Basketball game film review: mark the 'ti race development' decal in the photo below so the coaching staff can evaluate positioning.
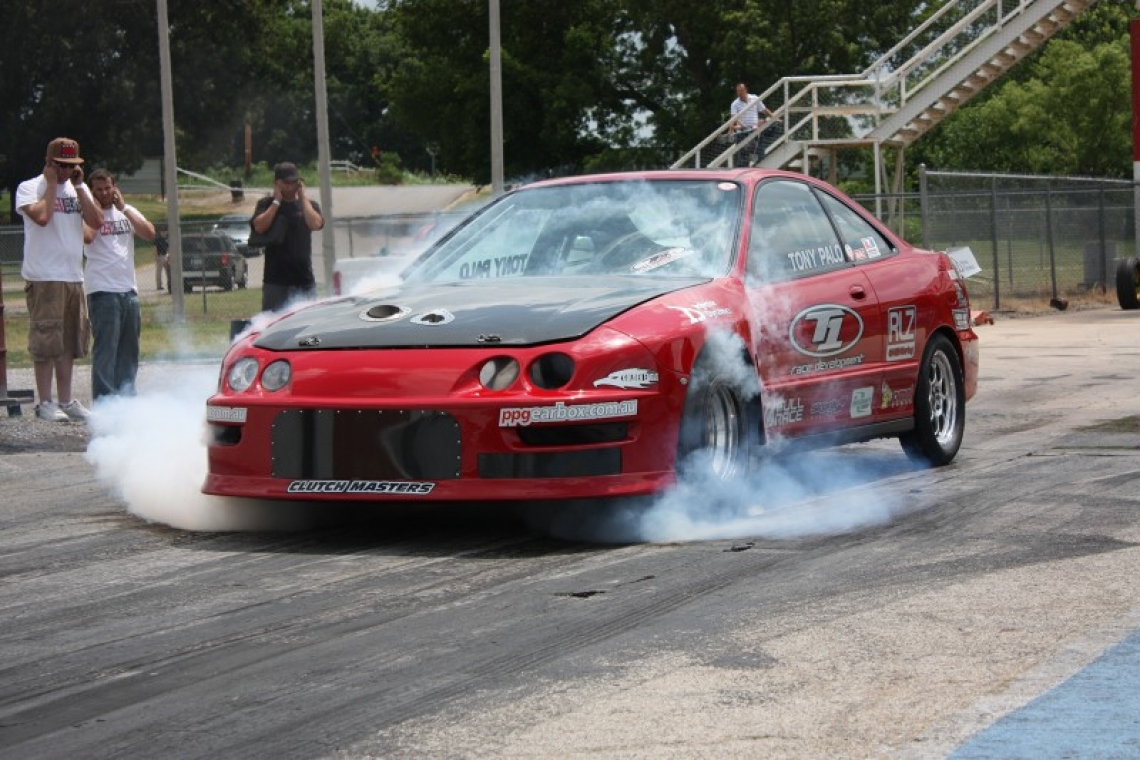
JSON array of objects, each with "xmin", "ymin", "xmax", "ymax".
[
  {"xmin": 667, "ymin": 300, "xmax": 733, "ymax": 324},
  {"xmin": 886, "ymin": 305, "xmax": 917, "ymax": 361},
  {"xmin": 499, "ymin": 399, "xmax": 639, "ymax": 427},
  {"xmin": 286, "ymin": 480, "xmax": 436, "ymax": 495},
  {"xmin": 593, "ymin": 369, "xmax": 659, "ymax": 389},
  {"xmin": 789, "ymin": 304, "xmax": 864, "ymax": 358}
]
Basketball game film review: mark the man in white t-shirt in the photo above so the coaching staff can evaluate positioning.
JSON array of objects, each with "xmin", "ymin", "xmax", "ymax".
[
  {"xmin": 83, "ymin": 169, "xmax": 156, "ymax": 400},
  {"xmin": 729, "ymin": 83, "xmax": 775, "ymax": 168},
  {"xmin": 16, "ymin": 137, "xmax": 103, "ymax": 422}
]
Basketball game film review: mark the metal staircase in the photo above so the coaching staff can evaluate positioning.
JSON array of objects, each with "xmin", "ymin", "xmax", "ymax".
[{"xmin": 672, "ymin": 0, "xmax": 1097, "ymax": 193}]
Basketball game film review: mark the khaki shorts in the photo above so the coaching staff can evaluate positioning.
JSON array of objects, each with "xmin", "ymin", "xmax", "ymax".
[{"xmin": 24, "ymin": 281, "xmax": 91, "ymax": 361}]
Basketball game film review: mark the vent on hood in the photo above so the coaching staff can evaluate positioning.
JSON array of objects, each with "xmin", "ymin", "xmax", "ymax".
[{"xmin": 360, "ymin": 304, "xmax": 410, "ymax": 322}]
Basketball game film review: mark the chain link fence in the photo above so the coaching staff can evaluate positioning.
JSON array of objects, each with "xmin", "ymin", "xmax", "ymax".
[
  {"xmin": 4, "ymin": 172, "xmax": 1136, "ymax": 313},
  {"xmin": 915, "ymin": 169, "xmax": 1136, "ymax": 309},
  {"xmin": 0, "ymin": 212, "xmax": 467, "ymax": 294}
]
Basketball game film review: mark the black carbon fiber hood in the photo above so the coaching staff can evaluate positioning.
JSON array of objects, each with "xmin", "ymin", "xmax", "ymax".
[{"xmin": 253, "ymin": 276, "xmax": 708, "ymax": 350}]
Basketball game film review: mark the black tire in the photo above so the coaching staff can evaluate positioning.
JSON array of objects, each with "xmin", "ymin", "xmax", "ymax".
[
  {"xmin": 900, "ymin": 333, "xmax": 965, "ymax": 467},
  {"xmin": 1115, "ymin": 256, "xmax": 1139, "ymax": 310},
  {"xmin": 676, "ymin": 354, "xmax": 759, "ymax": 481},
  {"xmin": 183, "ymin": 280, "xmax": 193, "ymax": 294},
  {"xmin": 220, "ymin": 269, "xmax": 234, "ymax": 291},
  {"xmin": 237, "ymin": 269, "xmax": 248, "ymax": 289}
]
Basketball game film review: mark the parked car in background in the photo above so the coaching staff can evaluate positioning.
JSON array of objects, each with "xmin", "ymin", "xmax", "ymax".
[
  {"xmin": 204, "ymin": 169, "xmax": 980, "ymax": 504},
  {"xmin": 212, "ymin": 214, "xmax": 262, "ymax": 258},
  {"xmin": 332, "ymin": 216, "xmax": 464, "ymax": 295},
  {"xmin": 182, "ymin": 233, "xmax": 249, "ymax": 292}
]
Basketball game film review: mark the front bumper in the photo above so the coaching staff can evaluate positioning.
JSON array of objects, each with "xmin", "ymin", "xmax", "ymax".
[{"xmin": 203, "ymin": 397, "xmax": 679, "ymax": 501}]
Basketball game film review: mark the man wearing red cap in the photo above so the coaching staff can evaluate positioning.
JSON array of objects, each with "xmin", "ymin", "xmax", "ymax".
[{"xmin": 15, "ymin": 137, "xmax": 103, "ymax": 421}]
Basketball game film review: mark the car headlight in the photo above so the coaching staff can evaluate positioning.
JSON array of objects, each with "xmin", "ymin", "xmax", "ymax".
[
  {"xmin": 227, "ymin": 357, "xmax": 260, "ymax": 392},
  {"xmin": 261, "ymin": 360, "xmax": 292, "ymax": 391},
  {"xmin": 479, "ymin": 357, "xmax": 520, "ymax": 391}
]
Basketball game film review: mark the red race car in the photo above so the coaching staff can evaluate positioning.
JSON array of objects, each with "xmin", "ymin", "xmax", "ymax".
[{"xmin": 203, "ymin": 170, "xmax": 979, "ymax": 502}]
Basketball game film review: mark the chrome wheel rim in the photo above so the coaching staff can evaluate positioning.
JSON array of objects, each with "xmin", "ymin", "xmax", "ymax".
[
  {"xmin": 926, "ymin": 349, "xmax": 959, "ymax": 446},
  {"xmin": 705, "ymin": 384, "xmax": 743, "ymax": 479}
]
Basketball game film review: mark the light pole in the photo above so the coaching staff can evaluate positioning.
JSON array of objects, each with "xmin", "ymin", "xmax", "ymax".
[
  {"xmin": 489, "ymin": 0, "xmax": 504, "ymax": 195},
  {"xmin": 157, "ymin": 0, "xmax": 184, "ymax": 320},
  {"xmin": 313, "ymin": 0, "xmax": 336, "ymax": 294}
]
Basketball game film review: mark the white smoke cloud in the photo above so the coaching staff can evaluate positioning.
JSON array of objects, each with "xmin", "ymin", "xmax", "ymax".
[
  {"xmin": 84, "ymin": 360, "xmax": 319, "ymax": 533},
  {"xmin": 521, "ymin": 320, "xmax": 912, "ymax": 544},
  {"xmin": 523, "ymin": 448, "xmax": 909, "ymax": 544}
]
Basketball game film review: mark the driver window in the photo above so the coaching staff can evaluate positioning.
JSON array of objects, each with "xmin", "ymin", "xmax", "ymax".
[{"xmin": 748, "ymin": 181, "xmax": 846, "ymax": 283}]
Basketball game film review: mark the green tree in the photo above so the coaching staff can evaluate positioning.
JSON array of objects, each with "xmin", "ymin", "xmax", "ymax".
[
  {"xmin": 387, "ymin": 0, "xmax": 621, "ymax": 183},
  {"xmin": 911, "ymin": 1, "xmax": 1134, "ymax": 178},
  {"xmin": 384, "ymin": 0, "xmax": 930, "ymax": 182},
  {"xmin": 1, "ymin": 0, "xmax": 273, "ymax": 210}
]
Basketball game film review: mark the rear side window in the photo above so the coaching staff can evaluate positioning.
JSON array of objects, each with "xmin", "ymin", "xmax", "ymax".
[
  {"xmin": 747, "ymin": 180, "xmax": 846, "ymax": 282},
  {"xmin": 815, "ymin": 191, "xmax": 894, "ymax": 262}
]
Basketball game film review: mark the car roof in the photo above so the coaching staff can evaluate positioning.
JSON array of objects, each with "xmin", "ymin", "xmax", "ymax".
[{"xmin": 517, "ymin": 168, "xmax": 803, "ymax": 190}]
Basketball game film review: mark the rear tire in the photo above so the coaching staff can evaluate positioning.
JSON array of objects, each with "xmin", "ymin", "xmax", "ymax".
[
  {"xmin": 1115, "ymin": 256, "xmax": 1139, "ymax": 310},
  {"xmin": 900, "ymin": 333, "xmax": 965, "ymax": 467},
  {"xmin": 676, "ymin": 354, "xmax": 759, "ymax": 481},
  {"xmin": 183, "ymin": 280, "xmax": 193, "ymax": 294},
  {"xmin": 220, "ymin": 269, "xmax": 234, "ymax": 291}
]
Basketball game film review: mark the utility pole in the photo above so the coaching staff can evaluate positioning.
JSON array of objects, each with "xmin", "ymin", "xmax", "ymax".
[
  {"xmin": 489, "ymin": 0, "xmax": 504, "ymax": 195},
  {"xmin": 313, "ymin": 0, "xmax": 336, "ymax": 294},
  {"xmin": 157, "ymin": 0, "xmax": 184, "ymax": 320},
  {"xmin": 1132, "ymin": 19, "xmax": 1140, "ymax": 264}
]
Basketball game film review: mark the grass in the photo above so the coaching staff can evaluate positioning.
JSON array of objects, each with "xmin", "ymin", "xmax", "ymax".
[
  {"xmin": 2, "ymin": 285, "xmax": 263, "ymax": 369},
  {"xmin": 1, "ymin": 168, "xmax": 474, "ymax": 370}
]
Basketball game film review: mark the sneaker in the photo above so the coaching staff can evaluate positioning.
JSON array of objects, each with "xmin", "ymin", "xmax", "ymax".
[
  {"xmin": 35, "ymin": 401, "xmax": 69, "ymax": 422},
  {"xmin": 59, "ymin": 400, "xmax": 92, "ymax": 421}
]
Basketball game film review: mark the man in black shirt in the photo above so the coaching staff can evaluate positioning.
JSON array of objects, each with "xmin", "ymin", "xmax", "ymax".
[{"xmin": 250, "ymin": 162, "xmax": 325, "ymax": 312}]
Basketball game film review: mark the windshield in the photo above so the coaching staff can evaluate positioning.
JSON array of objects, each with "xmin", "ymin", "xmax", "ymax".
[
  {"xmin": 214, "ymin": 219, "xmax": 247, "ymax": 234},
  {"xmin": 405, "ymin": 179, "xmax": 743, "ymax": 283}
]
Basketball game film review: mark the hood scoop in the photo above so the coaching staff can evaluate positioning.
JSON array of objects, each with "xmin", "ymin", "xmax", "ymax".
[
  {"xmin": 409, "ymin": 309, "xmax": 455, "ymax": 325},
  {"xmin": 360, "ymin": 304, "xmax": 409, "ymax": 322}
]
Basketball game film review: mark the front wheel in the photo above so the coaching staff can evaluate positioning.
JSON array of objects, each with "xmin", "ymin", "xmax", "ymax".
[
  {"xmin": 676, "ymin": 357, "xmax": 758, "ymax": 481},
  {"xmin": 1115, "ymin": 256, "xmax": 1139, "ymax": 310},
  {"xmin": 900, "ymin": 333, "xmax": 965, "ymax": 467}
]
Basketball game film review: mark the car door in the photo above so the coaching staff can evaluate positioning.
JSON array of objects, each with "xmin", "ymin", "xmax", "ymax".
[
  {"xmin": 813, "ymin": 189, "xmax": 918, "ymax": 424},
  {"xmin": 744, "ymin": 179, "xmax": 885, "ymax": 438}
]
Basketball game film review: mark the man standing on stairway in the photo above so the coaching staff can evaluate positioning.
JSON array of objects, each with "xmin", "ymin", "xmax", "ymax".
[{"xmin": 729, "ymin": 83, "xmax": 775, "ymax": 167}]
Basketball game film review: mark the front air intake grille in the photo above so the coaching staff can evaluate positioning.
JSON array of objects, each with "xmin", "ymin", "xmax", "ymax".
[
  {"xmin": 515, "ymin": 422, "xmax": 629, "ymax": 447},
  {"xmin": 479, "ymin": 449, "xmax": 621, "ymax": 479},
  {"xmin": 271, "ymin": 409, "xmax": 461, "ymax": 480}
]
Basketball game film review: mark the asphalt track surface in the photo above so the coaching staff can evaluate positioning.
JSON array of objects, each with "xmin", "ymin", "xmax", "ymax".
[{"xmin": 1, "ymin": 306, "xmax": 1139, "ymax": 758}]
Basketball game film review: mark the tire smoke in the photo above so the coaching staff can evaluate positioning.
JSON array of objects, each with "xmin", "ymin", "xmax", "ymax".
[{"xmin": 84, "ymin": 363, "xmax": 318, "ymax": 532}]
